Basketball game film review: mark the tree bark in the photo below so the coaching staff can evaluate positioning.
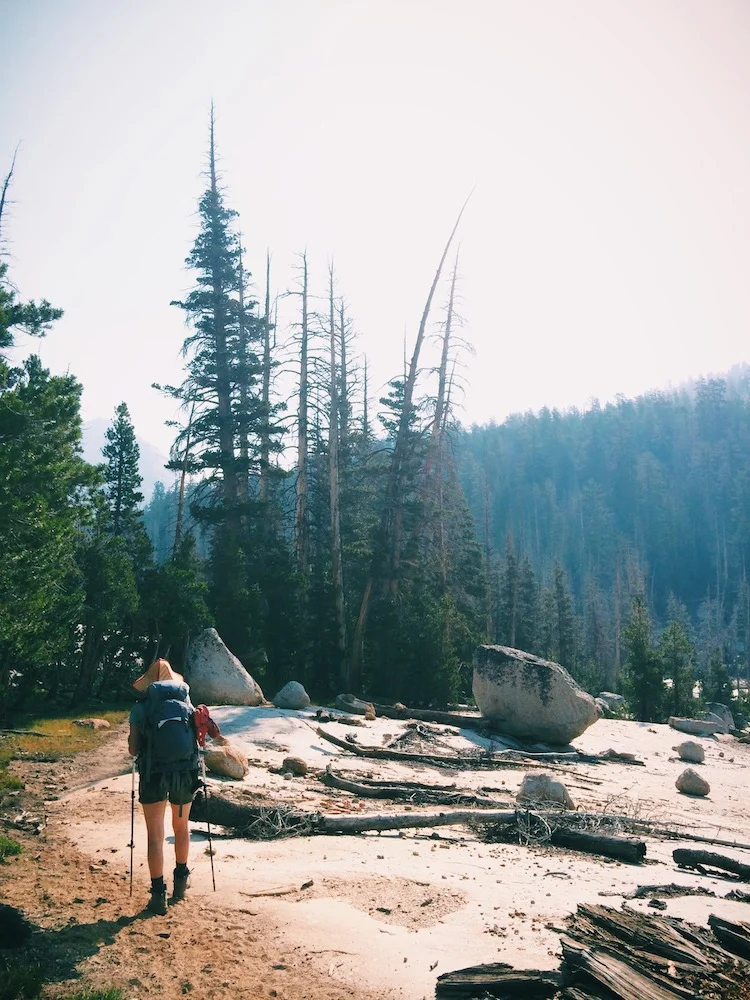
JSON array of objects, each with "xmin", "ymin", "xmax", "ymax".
[
  {"xmin": 295, "ymin": 252, "xmax": 309, "ymax": 576},
  {"xmin": 328, "ymin": 266, "xmax": 348, "ymax": 690},
  {"xmin": 673, "ymin": 849, "xmax": 750, "ymax": 881},
  {"xmin": 259, "ymin": 250, "xmax": 272, "ymax": 503}
]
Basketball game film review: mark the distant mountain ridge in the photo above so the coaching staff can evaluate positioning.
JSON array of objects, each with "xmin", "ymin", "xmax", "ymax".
[{"xmin": 81, "ymin": 418, "xmax": 171, "ymax": 502}]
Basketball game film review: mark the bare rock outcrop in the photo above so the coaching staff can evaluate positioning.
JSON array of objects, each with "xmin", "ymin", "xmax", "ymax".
[
  {"xmin": 186, "ymin": 628, "xmax": 264, "ymax": 706},
  {"xmin": 472, "ymin": 645, "xmax": 600, "ymax": 745},
  {"xmin": 669, "ymin": 717, "xmax": 723, "ymax": 738}
]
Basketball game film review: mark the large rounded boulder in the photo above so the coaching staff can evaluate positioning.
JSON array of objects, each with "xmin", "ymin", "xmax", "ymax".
[
  {"xmin": 186, "ymin": 628, "xmax": 264, "ymax": 706},
  {"xmin": 472, "ymin": 645, "xmax": 601, "ymax": 746}
]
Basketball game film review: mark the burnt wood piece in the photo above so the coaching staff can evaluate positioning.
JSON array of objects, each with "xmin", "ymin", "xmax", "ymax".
[
  {"xmin": 434, "ymin": 962, "xmax": 560, "ymax": 998},
  {"xmin": 673, "ymin": 849, "xmax": 750, "ymax": 881},
  {"xmin": 707, "ymin": 914, "xmax": 750, "ymax": 959},
  {"xmin": 550, "ymin": 829, "xmax": 646, "ymax": 864}
]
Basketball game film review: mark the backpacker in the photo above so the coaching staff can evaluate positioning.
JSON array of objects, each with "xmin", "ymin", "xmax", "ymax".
[{"xmin": 139, "ymin": 679, "xmax": 198, "ymax": 782}]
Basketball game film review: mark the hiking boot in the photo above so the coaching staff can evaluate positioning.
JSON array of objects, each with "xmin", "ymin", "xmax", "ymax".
[
  {"xmin": 173, "ymin": 867, "xmax": 191, "ymax": 900},
  {"xmin": 147, "ymin": 885, "xmax": 168, "ymax": 915}
]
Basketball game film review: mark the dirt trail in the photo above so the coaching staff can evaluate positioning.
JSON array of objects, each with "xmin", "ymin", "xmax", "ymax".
[{"xmin": 0, "ymin": 724, "xmax": 382, "ymax": 1000}]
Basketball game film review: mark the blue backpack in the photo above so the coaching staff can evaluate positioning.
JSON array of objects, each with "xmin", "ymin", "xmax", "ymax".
[{"xmin": 139, "ymin": 680, "xmax": 198, "ymax": 780}]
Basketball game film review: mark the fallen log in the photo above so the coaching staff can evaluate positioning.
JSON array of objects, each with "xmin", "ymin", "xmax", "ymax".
[
  {"xmin": 371, "ymin": 702, "xmax": 487, "ymax": 730},
  {"xmin": 320, "ymin": 766, "xmax": 508, "ymax": 807},
  {"xmin": 549, "ymin": 829, "xmax": 646, "ymax": 864},
  {"xmin": 673, "ymin": 848, "xmax": 750, "ymax": 881}
]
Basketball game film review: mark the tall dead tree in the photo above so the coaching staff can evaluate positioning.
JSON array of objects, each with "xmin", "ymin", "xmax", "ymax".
[
  {"xmin": 259, "ymin": 250, "xmax": 272, "ymax": 503},
  {"xmin": 338, "ymin": 299, "xmax": 351, "ymax": 455},
  {"xmin": 295, "ymin": 252, "xmax": 310, "ymax": 576},
  {"xmin": 0, "ymin": 145, "xmax": 18, "ymax": 244},
  {"xmin": 328, "ymin": 266, "xmax": 348, "ymax": 687},
  {"xmin": 350, "ymin": 193, "xmax": 473, "ymax": 686}
]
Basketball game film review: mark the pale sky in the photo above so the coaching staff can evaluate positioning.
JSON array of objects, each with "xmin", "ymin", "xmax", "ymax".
[{"xmin": 2, "ymin": 0, "xmax": 749, "ymax": 454}]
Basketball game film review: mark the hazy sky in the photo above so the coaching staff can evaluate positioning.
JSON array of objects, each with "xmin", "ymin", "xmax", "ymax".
[{"xmin": 2, "ymin": 0, "xmax": 749, "ymax": 454}]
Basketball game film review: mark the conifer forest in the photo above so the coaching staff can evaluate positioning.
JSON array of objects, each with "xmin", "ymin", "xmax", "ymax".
[{"xmin": 2, "ymin": 117, "xmax": 749, "ymax": 724}]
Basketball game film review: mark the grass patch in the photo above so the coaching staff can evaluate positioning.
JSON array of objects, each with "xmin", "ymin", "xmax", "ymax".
[
  {"xmin": 0, "ymin": 834, "xmax": 22, "ymax": 861},
  {"xmin": 0, "ymin": 710, "xmax": 129, "ymax": 767},
  {"xmin": 0, "ymin": 769, "xmax": 23, "ymax": 792},
  {"xmin": 65, "ymin": 990, "xmax": 126, "ymax": 1000},
  {"xmin": 0, "ymin": 963, "xmax": 43, "ymax": 1000}
]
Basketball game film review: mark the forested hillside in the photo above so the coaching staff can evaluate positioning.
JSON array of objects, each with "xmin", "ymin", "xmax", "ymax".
[{"xmin": 460, "ymin": 369, "xmax": 750, "ymax": 696}]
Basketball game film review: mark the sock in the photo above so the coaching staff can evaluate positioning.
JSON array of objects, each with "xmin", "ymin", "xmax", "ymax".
[
  {"xmin": 175, "ymin": 863, "xmax": 189, "ymax": 876},
  {"xmin": 151, "ymin": 876, "xmax": 166, "ymax": 892}
]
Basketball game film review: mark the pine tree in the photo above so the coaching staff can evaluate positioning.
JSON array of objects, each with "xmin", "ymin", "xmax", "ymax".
[
  {"xmin": 623, "ymin": 595, "xmax": 663, "ymax": 722},
  {"xmin": 103, "ymin": 402, "xmax": 143, "ymax": 538},
  {"xmin": 659, "ymin": 595, "xmax": 694, "ymax": 717},
  {"xmin": 704, "ymin": 647, "xmax": 732, "ymax": 705}
]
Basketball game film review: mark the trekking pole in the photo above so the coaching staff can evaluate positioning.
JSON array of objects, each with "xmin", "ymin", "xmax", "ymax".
[
  {"xmin": 128, "ymin": 757, "xmax": 136, "ymax": 897},
  {"xmin": 199, "ymin": 750, "xmax": 216, "ymax": 891}
]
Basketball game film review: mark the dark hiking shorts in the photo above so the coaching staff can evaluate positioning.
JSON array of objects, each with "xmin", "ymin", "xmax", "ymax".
[{"xmin": 139, "ymin": 769, "xmax": 200, "ymax": 806}]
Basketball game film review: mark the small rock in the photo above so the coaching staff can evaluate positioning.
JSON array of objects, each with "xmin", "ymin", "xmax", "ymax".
[
  {"xmin": 672, "ymin": 741, "xmax": 705, "ymax": 764},
  {"xmin": 676, "ymin": 768, "xmax": 710, "ymax": 797},
  {"xmin": 272, "ymin": 681, "xmax": 311, "ymax": 711},
  {"xmin": 516, "ymin": 773, "xmax": 575, "ymax": 810},
  {"xmin": 72, "ymin": 718, "xmax": 110, "ymax": 730},
  {"xmin": 204, "ymin": 738, "xmax": 249, "ymax": 780},
  {"xmin": 648, "ymin": 898, "xmax": 667, "ymax": 910},
  {"xmin": 281, "ymin": 756, "xmax": 308, "ymax": 776}
]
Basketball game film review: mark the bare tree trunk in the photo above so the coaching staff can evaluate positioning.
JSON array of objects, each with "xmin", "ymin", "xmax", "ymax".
[
  {"xmin": 259, "ymin": 250, "xmax": 272, "ymax": 503},
  {"xmin": 362, "ymin": 356, "xmax": 370, "ymax": 442},
  {"xmin": 174, "ymin": 399, "xmax": 196, "ymax": 553},
  {"xmin": 338, "ymin": 300, "xmax": 350, "ymax": 455},
  {"xmin": 328, "ymin": 267, "xmax": 348, "ymax": 688},
  {"xmin": 0, "ymin": 145, "xmax": 18, "ymax": 243},
  {"xmin": 484, "ymin": 469, "xmax": 493, "ymax": 638},
  {"xmin": 295, "ymin": 252, "xmax": 309, "ymax": 576}
]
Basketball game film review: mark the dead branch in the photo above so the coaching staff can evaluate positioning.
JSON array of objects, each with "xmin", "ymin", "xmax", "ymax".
[{"xmin": 320, "ymin": 765, "xmax": 508, "ymax": 807}]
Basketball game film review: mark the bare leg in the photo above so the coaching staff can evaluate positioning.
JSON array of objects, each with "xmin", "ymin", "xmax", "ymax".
[
  {"xmin": 142, "ymin": 801, "xmax": 167, "ymax": 879},
  {"xmin": 171, "ymin": 801, "xmax": 192, "ymax": 866}
]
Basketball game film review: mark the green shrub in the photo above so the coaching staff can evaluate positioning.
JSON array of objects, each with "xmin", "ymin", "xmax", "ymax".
[
  {"xmin": 0, "ymin": 835, "xmax": 22, "ymax": 861},
  {"xmin": 0, "ymin": 964, "xmax": 43, "ymax": 1000}
]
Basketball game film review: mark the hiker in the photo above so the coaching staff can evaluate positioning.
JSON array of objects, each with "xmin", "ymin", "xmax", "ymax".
[{"xmin": 128, "ymin": 657, "xmax": 200, "ymax": 915}]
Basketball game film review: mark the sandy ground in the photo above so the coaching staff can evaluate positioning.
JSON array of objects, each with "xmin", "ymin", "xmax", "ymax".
[{"xmin": 4, "ymin": 708, "xmax": 750, "ymax": 999}]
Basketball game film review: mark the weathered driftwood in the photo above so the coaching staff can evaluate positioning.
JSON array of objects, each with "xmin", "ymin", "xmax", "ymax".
[
  {"xmin": 320, "ymin": 766, "xmax": 508, "ymax": 807},
  {"xmin": 191, "ymin": 791, "xmax": 520, "ymax": 836},
  {"xmin": 549, "ymin": 829, "xmax": 646, "ymax": 864},
  {"xmin": 674, "ymin": 848, "xmax": 750, "ymax": 881}
]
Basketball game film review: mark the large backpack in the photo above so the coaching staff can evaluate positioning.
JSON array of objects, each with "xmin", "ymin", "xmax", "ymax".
[{"xmin": 139, "ymin": 679, "xmax": 198, "ymax": 781}]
